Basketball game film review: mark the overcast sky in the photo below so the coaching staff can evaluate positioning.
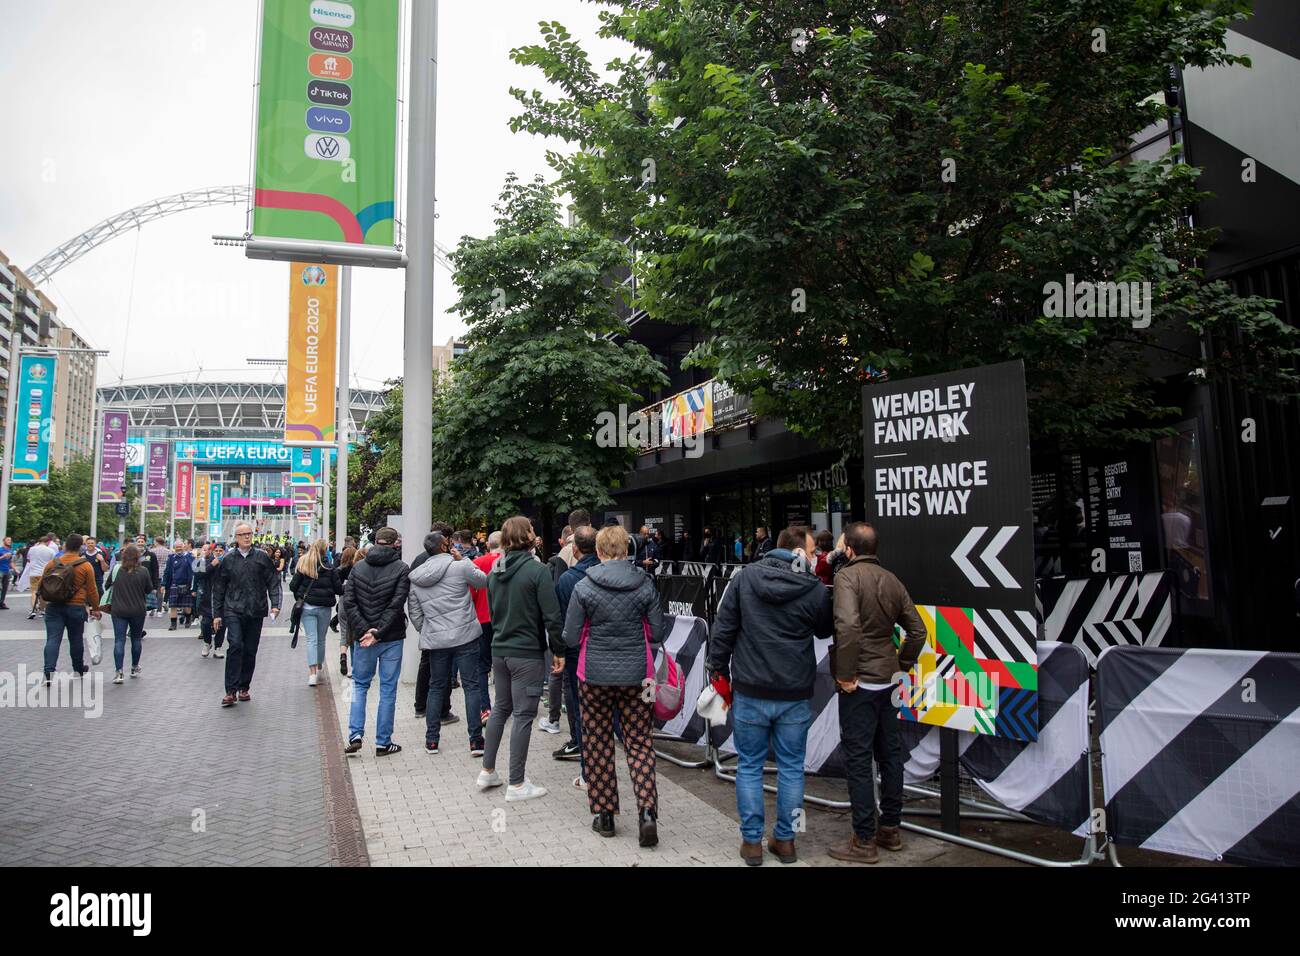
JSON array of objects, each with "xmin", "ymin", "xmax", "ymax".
[{"xmin": 0, "ymin": 0, "xmax": 626, "ymax": 391}]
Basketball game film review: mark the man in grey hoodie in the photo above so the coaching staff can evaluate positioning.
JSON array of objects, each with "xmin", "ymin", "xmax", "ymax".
[{"xmin": 408, "ymin": 532, "xmax": 489, "ymax": 756}]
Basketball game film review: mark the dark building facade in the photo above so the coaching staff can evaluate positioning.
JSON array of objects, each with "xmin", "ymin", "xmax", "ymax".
[{"xmin": 598, "ymin": 2, "xmax": 1297, "ymax": 652}]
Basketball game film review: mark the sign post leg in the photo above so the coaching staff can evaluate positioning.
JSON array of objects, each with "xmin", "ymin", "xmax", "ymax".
[{"xmin": 940, "ymin": 728, "xmax": 961, "ymax": 835}]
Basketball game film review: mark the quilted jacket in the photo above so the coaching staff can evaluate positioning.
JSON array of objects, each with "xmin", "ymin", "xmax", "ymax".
[
  {"xmin": 341, "ymin": 546, "xmax": 411, "ymax": 643},
  {"xmin": 407, "ymin": 552, "xmax": 487, "ymax": 651},
  {"xmin": 561, "ymin": 559, "xmax": 666, "ymax": 687}
]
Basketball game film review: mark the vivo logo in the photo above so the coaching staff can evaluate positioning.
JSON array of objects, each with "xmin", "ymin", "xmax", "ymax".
[
  {"xmin": 306, "ymin": 107, "xmax": 352, "ymax": 134},
  {"xmin": 310, "ymin": 1, "xmax": 355, "ymax": 29}
]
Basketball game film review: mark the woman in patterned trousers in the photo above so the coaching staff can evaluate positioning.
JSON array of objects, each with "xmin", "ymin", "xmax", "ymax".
[{"xmin": 561, "ymin": 524, "xmax": 667, "ymax": 847}]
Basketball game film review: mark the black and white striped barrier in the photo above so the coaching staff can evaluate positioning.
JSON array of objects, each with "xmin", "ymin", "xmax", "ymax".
[
  {"xmin": 651, "ymin": 615, "xmax": 713, "ymax": 768},
  {"xmin": 1039, "ymin": 571, "xmax": 1173, "ymax": 667},
  {"xmin": 1097, "ymin": 645, "xmax": 1300, "ymax": 866}
]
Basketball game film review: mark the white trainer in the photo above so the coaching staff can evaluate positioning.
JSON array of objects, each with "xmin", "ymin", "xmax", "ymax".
[
  {"xmin": 309, "ymin": 672, "xmax": 319, "ymax": 687},
  {"xmin": 537, "ymin": 717, "xmax": 562, "ymax": 735},
  {"xmin": 505, "ymin": 780, "xmax": 547, "ymax": 802},
  {"xmin": 201, "ymin": 644, "xmax": 211, "ymax": 658},
  {"xmin": 476, "ymin": 769, "xmax": 503, "ymax": 791},
  {"xmin": 113, "ymin": 671, "xmax": 124, "ymax": 685}
]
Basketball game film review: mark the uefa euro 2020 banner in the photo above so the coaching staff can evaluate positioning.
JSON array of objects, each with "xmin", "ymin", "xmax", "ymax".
[
  {"xmin": 285, "ymin": 262, "xmax": 339, "ymax": 446},
  {"xmin": 146, "ymin": 441, "xmax": 169, "ymax": 514},
  {"xmin": 194, "ymin": 471, "xmax": 212, "ymax": 524},
  {"xmin": 291, "ymin": 445, "xmax": 327, "ymax": 484},
  {"xmin": 97, "ymin": 411, "xmax": 129, "ymax": 503},
  {"xmin": 253, "ymin": 0, "xmax": 401, "ymax": 251},
  {"xmin": 174, "ymin": 461, "xmax": 195, "ymax": 521},
  {"xmin": 10, "ymin": 354, "xmax": 56, "ymax": 485}
]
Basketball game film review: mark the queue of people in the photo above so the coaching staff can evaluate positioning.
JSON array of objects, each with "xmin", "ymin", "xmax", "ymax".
[{"xmin": 12, "ymin": 510, "xmax": 922, "ymax": 864}]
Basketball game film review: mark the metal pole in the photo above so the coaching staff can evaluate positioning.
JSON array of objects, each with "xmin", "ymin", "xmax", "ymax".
[
  {"xmin": 939, "ymin": 728, "xmax": 961, "ymax": 835},
  {"xmin": 322, "ymin": 455, "xmax": 331, "ymax": 546},
  {"xmin": 401, "ymin": 0, "xmax": 438, "ymax": 684},
  {"xmin": 336, "ymin": 266, "xmax": 351, "ymax": 550},
  {"xmin": 0, "ymin": 342, "xmax": 22, "ymax": 542},
  {"xmin": 89, "ymin": 399, "xmax": 103, "ymax": 540}
]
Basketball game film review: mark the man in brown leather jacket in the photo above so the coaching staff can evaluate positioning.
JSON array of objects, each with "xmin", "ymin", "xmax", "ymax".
[{"xmin": 829, "ymin": 521, "xmax": 926, "ymax": 863}]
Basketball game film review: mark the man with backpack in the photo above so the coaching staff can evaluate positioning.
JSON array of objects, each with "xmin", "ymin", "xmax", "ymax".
[{"xmin": 40, "ymin": 533, "xmax": 101, "ymax": 685}]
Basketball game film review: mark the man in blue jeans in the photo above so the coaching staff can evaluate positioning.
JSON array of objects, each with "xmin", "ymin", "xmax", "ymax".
[
  {"xmin": 709, "ymin": 525, "xmax": 833, "ymax": 865},
  {"xmin": 553, "ymin": 526, "xmax": 599, "ymax": 779},
  {"xmin": 340, "ymin": 527, "xmax": 410, "ymax": 756}
]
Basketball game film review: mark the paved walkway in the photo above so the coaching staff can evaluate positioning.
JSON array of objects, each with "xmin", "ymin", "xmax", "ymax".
[
  {"xmin": 0, "ymin": 611, "xmax": 333, "ymax": 867},
  {"xmin": 0, "ymin": 606, "xmax": 1045, "ymax": 867}
]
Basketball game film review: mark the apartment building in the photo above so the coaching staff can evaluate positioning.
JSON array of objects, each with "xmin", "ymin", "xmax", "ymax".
[{"xmin": 0, "ymin": 248, "xmax": 98, "ymax": 470}]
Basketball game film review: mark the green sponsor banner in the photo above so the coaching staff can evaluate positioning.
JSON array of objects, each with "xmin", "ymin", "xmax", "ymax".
[{"xmin": 253, "ymin": 0, "xmax": 400, "ymax": 248}]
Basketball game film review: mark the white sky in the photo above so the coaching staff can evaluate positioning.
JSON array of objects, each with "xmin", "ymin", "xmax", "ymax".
[{"xmin": 0, "ymin": 0, "xmax": 626, "ymax": 391}]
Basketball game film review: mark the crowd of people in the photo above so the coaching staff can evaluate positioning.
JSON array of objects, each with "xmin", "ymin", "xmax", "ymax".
[{"xmin": 10, "ymin": 510, "xmax": 924, "ymax": 864}]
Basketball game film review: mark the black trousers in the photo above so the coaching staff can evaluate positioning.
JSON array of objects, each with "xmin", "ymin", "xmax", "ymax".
[
  {"xmin": 415, "ymin": 648, "xmax": 454, "ymax": 718},
  {"xmin": 838, "ymin": 686, "xmax": 904, "ymax": 840},
  {"xmin": 224, "ymin": 615, "xmax": 264, "ymax": 694},
  {"xmin": 0, "ymin": 570, "xmax": 9, "ymax": 606}
]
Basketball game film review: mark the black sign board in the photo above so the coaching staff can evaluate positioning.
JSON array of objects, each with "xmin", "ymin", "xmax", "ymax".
[
  {"xmin": 863, "ymin": 361, "xmax": 1034, "ymax": 611},
  {"xmin": 862, "ymin": 360, "xmax": 1037, "ymax": 741},
  {"xmin": 712, "ymin": 380, "xmax": 752, "ymax": 427}
]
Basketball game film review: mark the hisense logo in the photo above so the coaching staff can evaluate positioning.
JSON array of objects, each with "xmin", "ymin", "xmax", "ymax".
[{"xmin": 50, "ymin": 886, "xmax": 151, "ymax": 937}]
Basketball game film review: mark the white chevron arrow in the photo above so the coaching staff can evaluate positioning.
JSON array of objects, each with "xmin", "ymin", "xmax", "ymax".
[
  {"xmin": 981, "ymin": 525, "xmax": 1020, "ymax": 589},
  {"xmin": 952, "ymin": 526, "xmax": 989, "ymax": 588},
  {"xmin": 951, "ymin": 525, "xmax": 1020, "ymax": 589}
]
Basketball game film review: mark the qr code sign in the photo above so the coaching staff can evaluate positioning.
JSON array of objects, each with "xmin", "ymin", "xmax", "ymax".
[{"xmin": 1128, "ymin": 550, "xmax": 1143, "ymax": 572}]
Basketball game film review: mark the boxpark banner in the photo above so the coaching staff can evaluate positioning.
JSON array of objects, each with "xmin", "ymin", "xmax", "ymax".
[
  {"xmin": 863, "ymin": 360, "xmax": 1038, "ymax": 741},
  {"xmin": 96, "ymin": 411, "xmax": 130, "ymax": 503},
  {"xmin": 285, "ymin": 262, "xmax": 339, "ymax": 446},
  {"xmin": 10, "ymin": 354, "xmax": 56, "ymax": 485},
  {"xmin": 253, "ymin": 0, "xmax": 401, "ymax": 250},
  {"xmin": 145, "ymin": 441, "xmax": 169, "ymax": 514},
  {"xmin": 174, "ymin": 462, "xmax": 195, "ymax": 521}
]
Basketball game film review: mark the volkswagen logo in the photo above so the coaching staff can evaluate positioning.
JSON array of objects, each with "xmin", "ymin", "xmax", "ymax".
[{"xmin": 315, "ymin": 136, "xmax": 341, "ymax": 159}]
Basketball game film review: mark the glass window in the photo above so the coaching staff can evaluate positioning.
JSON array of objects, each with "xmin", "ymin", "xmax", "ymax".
[{"xmin": 1155, "ymin": 422, "xmax": 1213, "ymax": 613}]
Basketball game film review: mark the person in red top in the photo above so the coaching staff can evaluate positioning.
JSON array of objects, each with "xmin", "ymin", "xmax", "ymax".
[
  {"xmin": 470, "ymin": 531, "xmax": 503, "ymax": 723},
  {"xmin": 814, "ymin": 530, "xmax": 835, "ymax": 587}
]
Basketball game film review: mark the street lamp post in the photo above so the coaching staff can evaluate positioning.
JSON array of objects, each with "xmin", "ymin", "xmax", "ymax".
[{"xmin": 401, "ymin": 0, "xmax": 439, "ymax": 683}]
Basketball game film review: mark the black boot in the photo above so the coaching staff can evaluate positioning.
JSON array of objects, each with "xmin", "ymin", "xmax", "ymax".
[
  {"xmin": 592, "ymin": 811, "xmax": 615, "ymax": 838},
  {"xmin": 638, "ymin": 808, "xmax": 658, "ymax": 848},
  {"xmin": 168, "ymin": 620, "xmax": 177, "ymax": 631}
]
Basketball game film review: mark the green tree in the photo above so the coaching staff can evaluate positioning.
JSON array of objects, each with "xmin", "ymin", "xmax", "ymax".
[
  {"xmin": 431, "ymin": 174, "xmax": 668, "ymax": 524},
  {"xmin": 7, "ymin": 457, "xmax": 130, "ymax": 545},
  {"xmin": 343, "ymin": 381, "xmax": 491, "ymax": 536},
  {"xmin": 509, "ymin": 0, "xmax": 1299, "ymax": 452}
]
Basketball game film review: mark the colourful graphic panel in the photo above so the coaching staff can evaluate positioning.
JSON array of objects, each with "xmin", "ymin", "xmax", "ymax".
[{"xmin": 899, "ymin": 606, "xmax": 1039, "ymax": 741}]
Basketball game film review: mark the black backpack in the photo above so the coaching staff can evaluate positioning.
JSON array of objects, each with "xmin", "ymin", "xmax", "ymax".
[{"xmin": 38, "ymin": 557, "xmax": 90, "ymax": 604}]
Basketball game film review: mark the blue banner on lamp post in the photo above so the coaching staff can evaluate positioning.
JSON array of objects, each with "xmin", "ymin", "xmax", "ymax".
[{"xmin": 11, "ymin": 354, "xmax": 57, "ymax": 485}]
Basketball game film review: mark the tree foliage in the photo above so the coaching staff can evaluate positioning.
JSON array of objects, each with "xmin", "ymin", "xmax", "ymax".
[
  {"xmin": 6, "ymin": 456, "xmax": 183, "ymax": 546},
  {"xmin": 509, "ymin": 0, "xmax": 1299, "ymax": 451},
  {"xmin": 430, "ymin": 174, "xmax": 667, "ymax": 521}
]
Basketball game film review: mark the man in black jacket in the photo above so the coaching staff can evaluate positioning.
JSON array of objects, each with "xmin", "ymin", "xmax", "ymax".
[
  {"xmin": 341, "ymin": 527, "xmax": 410, "ymax": 756},
  {"xmin": 213, "ymin": 523, "xmax": 282, "ymax": 708},
  {"xmin": 709, "ymin": 526, "xmax": 832, "ymax": 866}
]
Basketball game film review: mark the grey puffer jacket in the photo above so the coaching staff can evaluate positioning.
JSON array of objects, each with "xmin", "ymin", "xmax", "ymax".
[
  {"xmin": 561, "ymin": 559, "xmax": 666, "ymax": 687},
  {"xmin": 407, "ymin": 552, "xmax": 487, "ymax": 651}
]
